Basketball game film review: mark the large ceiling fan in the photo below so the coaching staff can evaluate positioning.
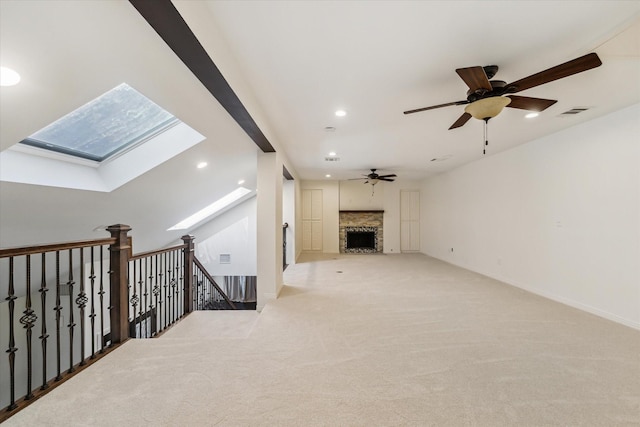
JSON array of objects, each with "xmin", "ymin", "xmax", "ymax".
[
  {"xmin": 350, "ymin": 169, "xmax": 396, "ymax": 185},
  {"xmin": 404, "ymin": 53, "xmax": 602, "ymax": 130}
]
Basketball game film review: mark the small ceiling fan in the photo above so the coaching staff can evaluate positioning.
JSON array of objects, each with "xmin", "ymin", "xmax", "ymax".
[
  {"xmin": 349, "ymin": 169, "xmax": 397, "ymax": 185},
  {"xmin": 404, "ymin": 53, "xmax": 602, "ymax": 129}
]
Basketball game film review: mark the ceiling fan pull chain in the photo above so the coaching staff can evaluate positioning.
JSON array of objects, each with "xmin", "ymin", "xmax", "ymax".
[{"xmin": 483, "ymin": 118, "xmax": 489, "ymax": 155}]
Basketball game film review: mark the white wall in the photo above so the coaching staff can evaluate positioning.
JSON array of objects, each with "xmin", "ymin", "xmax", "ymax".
[
  {"xmin": 300, "ymin": 179, "xmax": 421, "ymax": 254},
  {"xmin": 339, "ymin": 180, "xmax": 384, "ymax": 210},
  {"xmin": 300, "ymin": 180, "xmax": 340, "ymax": 253},
  {"xmin": 192, "ymin": 196, "xmax": 257, "ymax": 276},
  {"xmin": 420, "ymin": 103, "xmax": 640, "ymax": 329}
]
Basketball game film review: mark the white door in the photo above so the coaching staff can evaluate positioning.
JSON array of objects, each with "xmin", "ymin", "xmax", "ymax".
[
  {"xmin": 400, "ymin": 190, "xmax": 420, "ymax": 252},
  {"xmin": 302, "ymin": 189, "xmax": 323, "ymax": 251}
]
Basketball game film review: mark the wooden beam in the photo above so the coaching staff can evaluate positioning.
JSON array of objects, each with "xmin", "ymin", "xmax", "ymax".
[{"xmin": 129, "ymin": 0, "xmax": 276, "ymax": 153}]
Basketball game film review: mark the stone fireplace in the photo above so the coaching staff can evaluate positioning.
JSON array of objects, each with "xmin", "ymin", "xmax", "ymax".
[{"xmin": 339, "ymin": 210, "xmax": 383, "ymax": 253}]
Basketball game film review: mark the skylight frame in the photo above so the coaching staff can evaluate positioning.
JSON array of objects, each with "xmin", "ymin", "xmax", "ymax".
[{"xmin": 19, "ymin": 83, "xmax": 181, "ymax": 163}]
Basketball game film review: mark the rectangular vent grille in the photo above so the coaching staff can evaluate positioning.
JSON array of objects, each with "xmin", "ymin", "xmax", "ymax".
[
  {"xmin": 219, "ymin": 254, "xmax": 231, "ymax": 264},
  {"xmin": 560, "ymin": 107, "xmax": 590, "ymax": 116},
  {"xmin": 324, "ymin": 157, "xmax": 340, "ymax": 162}
]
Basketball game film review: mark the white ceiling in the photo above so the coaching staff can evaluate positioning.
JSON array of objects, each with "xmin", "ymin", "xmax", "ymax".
[
  {"xmin": 202, "ymin": 0, "xmax": 640, "ymax": 180},
  {"xmin": 0, "ymin": 1, "xmax": 638, "ymax": 249}
]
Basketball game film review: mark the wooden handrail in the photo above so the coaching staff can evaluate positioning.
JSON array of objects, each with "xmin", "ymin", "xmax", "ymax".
[
  {"xmin": 193, "ymin": 256, "xmax": 237, "ymax": 309},
  {"xmin": 129, "ymin": 243, "xmax": 187, "ymax": 261},
  {"xmin": 0, "ymin": 238, "xmax": 116, "ymax": 258}
]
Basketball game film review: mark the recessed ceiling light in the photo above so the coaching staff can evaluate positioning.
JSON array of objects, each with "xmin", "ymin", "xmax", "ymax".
[
  {"xmin": 525, "ymin": 112, "xmax": 539, "ymax": 119},
  {"xmin": 325, "ymin": 174, "xmax": 331, "ymax": 178},
  {"xmin": 237, "ymin": 179, "xmax": 245, "ymax": 185},
  {"xmin": 324, "ymin": 126, "xmax": 336, "ymax": 132},
  {"xmin": 197, "ymin": 161, "xmax": 208, "ymax": 169},
  {"xmin": 335, "ymin": 110, "xmax": 347, "ymax": 117},
  {"xmin": 0, "ymin": 66, "xmax": 21, "ymax": 86},
  {"xmin": 328, "ymin": 151, "xmax": 337, "ymax": 156}
]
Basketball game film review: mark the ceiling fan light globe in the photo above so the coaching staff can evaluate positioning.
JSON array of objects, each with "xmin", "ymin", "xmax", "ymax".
[{"xmin": 464, "ymin": 97, "xmax": 512, "ymax": 120}]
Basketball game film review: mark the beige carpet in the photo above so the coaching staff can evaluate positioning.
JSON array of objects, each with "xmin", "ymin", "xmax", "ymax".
[{"xmin": 4, "ymin": 253, "xmax": 639, "ymax": 426}]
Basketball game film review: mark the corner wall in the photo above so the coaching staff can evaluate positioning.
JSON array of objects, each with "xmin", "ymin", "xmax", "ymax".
[{"xmin": 420, "ymin": 104, "xmax": 640, "ymax": 329}]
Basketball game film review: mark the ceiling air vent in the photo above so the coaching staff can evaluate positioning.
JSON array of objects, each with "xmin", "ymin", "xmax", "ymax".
[
  {"xmin": 219, "ymin": 254, "xmax": 231, "ymax": 264},
  {"xmin": 325, "ymin": 157, "xmax": 340, "ymax": 162},
  {"xmin": 559, "ymin": 107, "xmax": 590, "ymax": 116}
]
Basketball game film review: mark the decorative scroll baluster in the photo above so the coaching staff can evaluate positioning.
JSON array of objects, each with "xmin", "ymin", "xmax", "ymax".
[
  {"xmin": 77, "ymin": 248, "xmax": 88, "ymax": 366},
  {"xmin": 6, "ymin": 257, "xmax": 18, "ymax": 410},
  {"xmin": 160, "ymin": 252, "xmax": 166, "ymax": 332},
  {"xmin": 20, "ymin": 254, "xmax": 37, "ymax": 399},
  {"xmin": 99, "ymin": 246, "xmax": 105, "ymax": 353},
  {"xmin": 168, "ymin": 251, "xmax": 174, "ymax": 324},
  {"xmin": 138, "ymin": 259, "xmax": 144, "ymax": 337},
  {"xmin": 89, "ymin": 246, "xmax": 97, "ymax": 359},
  {"xmin": 144, "ymin": 257, "xmax": 150, "ymax": 338},
  {"xmin": 39, "ymin": 252, "xmax": 49, "ymax": 390},
  {"xmin": 126, "ymin": 262, "xmax": 131, "ymax": 336},
  {"xmin": 162, "ymin": 252, "xmax": 169, "ymax": 330},
  {"xmin": 130, "ymin": 261, "xmax": 139, "ymax": 338},
  {"xmin": 174, "ymin": 250, "xmax": 179, "ymax": 320},
  {"xmin": 55, "ymin": 252, "xmax": 62, "ymax": 381},
  {"xmin": 67, "ymin": 249, "xmax": 76, "ymax": 374},
  {"xmin": 152, "ymin": 254, "xmax": 160, "ymax": 337}
]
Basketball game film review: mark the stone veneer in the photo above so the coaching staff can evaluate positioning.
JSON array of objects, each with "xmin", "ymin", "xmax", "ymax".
[{"xmin": 339, "ymin": 211, "xmax": 383, "ymax": 253}]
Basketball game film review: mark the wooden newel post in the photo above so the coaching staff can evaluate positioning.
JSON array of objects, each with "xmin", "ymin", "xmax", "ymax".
[
  {"xmin": 107, "ymin": 224, "xmax": 132, "ymax": 343},
  {"xmin": 182, "ymin": 235, "xmax": 195, "ymax": 314}
]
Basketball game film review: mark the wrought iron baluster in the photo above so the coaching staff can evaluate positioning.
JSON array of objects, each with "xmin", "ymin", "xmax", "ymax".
[
  {"xmin": 55, "ymin": 251, "xmax": 62, "ymax": 381},
  {"xmin": 174, "ymin": 249, "xmax": 180, "ymax": 319},
  {"xmin": 138, "ymin": 258, "xmax": 144, "ymax": 337},
  {"xmin": 130, "ymin": 261, "xmax": 139, "ymax": 338},
  {"xmin": 89, "ymin": 246, "xmax": 97, "ymax": 359},
  {"xmin": 144, "ymin": 257, "xmax": 150, "ymax": 338},
  {"xmin": 159, "ymin": 252, "xmax": 166, "ymax": 333},
  {"xmin": 20, "ymin": 254, "xmax": 38, "ymax": 399},
  {"xmin": 77, "ymin": 248, "xmax": 88, "ymax": 366},
  {"xmin": 6, "ymin": 257, "xmax": 18, "ymax": 410},
  {"xmin": 168, "ymin": 250, "xmax": 174, "ymax": 324},
  {"xmin": 67, "ymin": 249, "xmax": 76, "ymax": 374},
  {"xmin": 99, "ymin": 246, "xmax": 105, "ymax": 353},
  {"xmin": 39, "ymin": 252, "xmax": 50, "ymax": 390},
  {"xmin": 152, "ymin": 254, "xmax": 160, "ymax": 337}
]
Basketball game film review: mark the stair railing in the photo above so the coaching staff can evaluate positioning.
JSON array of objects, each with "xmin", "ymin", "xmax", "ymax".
[{"xmin": 1, "ymin": 226, "xmax": 235, "ymax": 421}]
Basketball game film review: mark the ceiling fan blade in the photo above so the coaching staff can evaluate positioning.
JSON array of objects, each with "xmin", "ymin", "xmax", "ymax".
[
  {"xmin": 403, "ymin": 100, "xmax": 468, "ymax": 115},
  {"xmin": 348, "ymin": 177, "xmax": 367, "ymax": 180},
  {"xmin": 506, "ymin": 95, "xmax": 557, "ymax": 111},
  {"xmin": 449, "ymin": 112, "xmax": 472, "ymax": 130},
  {"xmin": 379, "ymin": 178, "xmax": 395, "ymax": 182},
  {"xmin": 377, "ymin": 174, "xmax": 397, "ymax": 179},
  {"xmin": 506, "ymin": 53, "xmax": 602, "ymax": 93},
  {"xmin": 456, "ymin": 66, "xmax": 492, "ymax": 93}
]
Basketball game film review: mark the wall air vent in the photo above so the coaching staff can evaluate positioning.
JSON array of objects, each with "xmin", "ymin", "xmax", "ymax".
[
  {"xmin": 325, "ymin": 157, "xmax": 340, "ymax": 162},
  {"xmin": 559, "ymin": 107, "xmax": 590, "ymax": 116},
  {"xmin": 219, "ymin": 254, "xmax": 231, "ymax": 264}
]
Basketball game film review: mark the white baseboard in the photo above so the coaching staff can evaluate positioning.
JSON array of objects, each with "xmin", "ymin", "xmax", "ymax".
[{"xmin": 421, "ymin": 251, "xmax": 640, "ymax": 331}]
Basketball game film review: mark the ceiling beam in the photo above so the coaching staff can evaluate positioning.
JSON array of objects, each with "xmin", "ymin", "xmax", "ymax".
[{"xmin": 129, "ymin": 0, "xmax": 276, "ymax": 153}]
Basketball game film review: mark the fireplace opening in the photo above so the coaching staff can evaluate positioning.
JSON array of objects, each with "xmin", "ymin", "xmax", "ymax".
[
  {"xmin": 344, "ymin": 227, "xmax": 378, "ymax": 253},
  {"xmin": 347, "ymin": 232, "xmax": 375, "ymax": 249}
]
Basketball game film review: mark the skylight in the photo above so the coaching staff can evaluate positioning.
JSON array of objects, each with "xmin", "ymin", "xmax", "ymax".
[
  {"xmin": 168, "ymin": 187, "xmax": 253, "ymax": 231},
  {"xmin": 20, "ymin": 83, "xmax": 179, "ymax": 162}
]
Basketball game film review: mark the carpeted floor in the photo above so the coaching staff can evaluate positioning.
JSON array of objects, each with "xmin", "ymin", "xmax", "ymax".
[{"xmin": 4, "ymin": 253, "xmax": 639, "ymax": 426}]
